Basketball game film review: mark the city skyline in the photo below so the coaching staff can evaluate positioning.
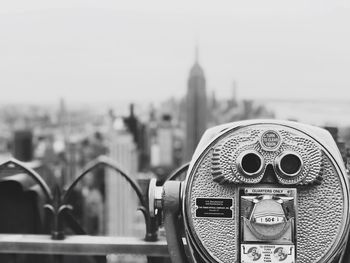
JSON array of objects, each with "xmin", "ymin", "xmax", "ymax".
[{"xmin": 0, "ymin": 2, "xmax": 350, "ymax": 262}]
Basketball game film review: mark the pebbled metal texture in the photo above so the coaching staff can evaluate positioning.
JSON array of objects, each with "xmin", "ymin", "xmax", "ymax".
[
  {"xmin": 296, "ymin": 154, "xmax": 344, "ymax": 263},
  {"xmin": 211, "ymin": 126, "xmax": 323, "ymax": 185},
  {"xmin": 188, "ymin": 151, "xmax": 238, "ymax": 263},
  {"xmin": 185, "ymin": 124, "xmax": 348, "ymax": 263}
]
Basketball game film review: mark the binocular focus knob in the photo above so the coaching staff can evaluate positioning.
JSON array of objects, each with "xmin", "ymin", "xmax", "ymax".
[{"xmin": 148, "ymin": 178, "xmax": 163, "ymax": 217}]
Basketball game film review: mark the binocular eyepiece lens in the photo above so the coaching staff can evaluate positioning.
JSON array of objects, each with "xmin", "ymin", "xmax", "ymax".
[
  {"xmin": 276, "ymin": 152, "xmax": 303, "ymax": 177},
  {"xmin": 238, "ymin": 151, "xmax": 264, "ymax": 176}
]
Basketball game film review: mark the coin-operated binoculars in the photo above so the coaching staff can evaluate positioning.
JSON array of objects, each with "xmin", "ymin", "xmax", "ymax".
[{"xmin": 150, "ymin": 120, "xmax": 350, "ymax": 263}]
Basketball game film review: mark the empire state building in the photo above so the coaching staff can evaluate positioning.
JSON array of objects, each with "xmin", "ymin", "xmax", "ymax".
[{"xmin": 185, "ymin": 48, "xmax": 207, "ymax": 161}]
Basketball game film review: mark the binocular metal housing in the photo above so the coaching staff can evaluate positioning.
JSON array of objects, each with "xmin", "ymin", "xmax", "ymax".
[{"xmin": 150, "ymin": 120, "xmax": 350, "ymax": 263}]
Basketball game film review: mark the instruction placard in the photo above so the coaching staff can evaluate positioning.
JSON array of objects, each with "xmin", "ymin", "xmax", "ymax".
[
  {"xmin": 195, "ymin": 198, "xmax": 233, "ymax": 219},
  {"xmin": 241, "ymin": 244, "xmax": 295, "ymax": 263}
]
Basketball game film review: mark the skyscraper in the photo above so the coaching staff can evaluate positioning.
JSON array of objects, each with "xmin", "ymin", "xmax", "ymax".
[
  {"xmin": 185, "ymin": 47, "xmax": 207, "ymax": 161},
  {"xmin": 106, "ymin": 117, "xmax": 139, "ymax": 237},
  {"xmin": 158, "ymin": 114, "xmax": 174, "ymax": 167}
]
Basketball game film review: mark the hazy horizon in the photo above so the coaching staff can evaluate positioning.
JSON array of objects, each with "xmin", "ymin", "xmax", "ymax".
[{"xmin": 0, "ymin": 0, "xmax": 349, "ymax": 104}]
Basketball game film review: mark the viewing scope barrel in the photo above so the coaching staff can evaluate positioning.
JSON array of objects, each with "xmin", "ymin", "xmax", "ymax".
[{"xmin": 149, "ymin": 120, "xmax": 350, "ymax": 263}]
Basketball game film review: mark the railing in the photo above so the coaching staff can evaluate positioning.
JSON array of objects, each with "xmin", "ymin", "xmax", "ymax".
[
  {"xmin": 0, "ymin": 235, "xmax": 168, "ymax": 256},
  {"xmin": 0, "ymin": 156, "xmax": 189, "ymax": 262}
]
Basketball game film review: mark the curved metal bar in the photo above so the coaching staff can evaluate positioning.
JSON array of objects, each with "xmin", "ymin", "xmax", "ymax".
[
  {"xmin": 63, "ymin": 156, "xmax": 146, "ymax": 208},
  {"xmin": 0, "ymin": 158, "xmax": 53, "ymax": 201},
  {"xmin": 62, "ymin": 155, "xmax": 156, "ymax": 240},
  {"xmin": 166, "ymin": 162, "xmax": 190, "ymax": 182}
]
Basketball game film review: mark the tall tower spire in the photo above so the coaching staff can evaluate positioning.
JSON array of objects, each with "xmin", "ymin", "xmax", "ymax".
[
  {"xmin": 186, "ymin": 46, "xmax": 207, "ymax": 161},
  {"xmin": 195, "ymin": 44, "xmax": 199, "ymax": 63},
  {"xmin": 190, "ymin": 44, "xmax": 204, "ymax": 77}
]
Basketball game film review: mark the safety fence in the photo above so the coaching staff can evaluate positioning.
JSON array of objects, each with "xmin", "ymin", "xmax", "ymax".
[{"xmin": 0, "ymin": 156, "xmax": 189, "ymax": 263}]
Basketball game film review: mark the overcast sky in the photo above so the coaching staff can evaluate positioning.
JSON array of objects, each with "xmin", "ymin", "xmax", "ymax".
[{"xmin": 0, "ymin": 0, "xmax": 349, "ymax": 105}]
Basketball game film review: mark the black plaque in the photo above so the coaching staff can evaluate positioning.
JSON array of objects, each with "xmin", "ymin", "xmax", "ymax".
[{"xmin": 195, "ymin": 198, "xmax": 233, "ymax": 218}]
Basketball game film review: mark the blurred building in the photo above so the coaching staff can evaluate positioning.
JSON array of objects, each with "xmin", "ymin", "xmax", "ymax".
[
  {"xmin": 106, "ymin": 117, "xmax": 139, "ymax": 237},
  {"xmin": 158, "ymin": 114, "xmax": 174, "ymax": 166},
  {"xmin": 148, "ymin": 102, "xmax": 185, "ymax": 179},
  {"xmin": 185, "ymin": 48, "xmax": 207, "ymax": 161},
  {"xmin": 13, "ymin": 130, "xmax": 33, "ymax": 162},
  {"xmin": 123, "ymin": 104, "xmax": 151, "ymax": 172}
]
